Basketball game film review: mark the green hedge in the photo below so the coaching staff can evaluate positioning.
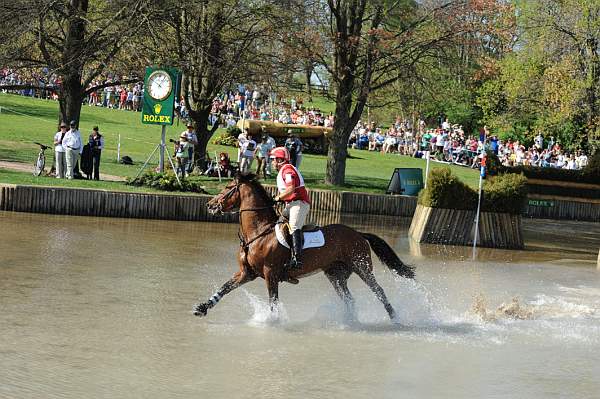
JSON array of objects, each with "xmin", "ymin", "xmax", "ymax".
[
  {"xmin": 482, "ymin": 173, "xmax": 528, "ymax": 213},
  {"xmin": 418, "ymin": 168, "xmax": 478, "ymax": 211},
  {"xmin": 418, "ymin": 167, "xmax": 527, "ymax": 214},
  {"xmin": 126, "ymin": 171, "xmax": 207, "ymax": 193}
]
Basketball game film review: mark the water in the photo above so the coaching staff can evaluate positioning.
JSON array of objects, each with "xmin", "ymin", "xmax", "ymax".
[{"xmin": 1, "ymin": 211, "xmax": 599, "ymax": 398}]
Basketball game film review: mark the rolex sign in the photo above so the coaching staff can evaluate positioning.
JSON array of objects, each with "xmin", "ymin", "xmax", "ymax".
[{"xmin": 141, "ymin": 66, "xmax": 180, "ymax": 125}]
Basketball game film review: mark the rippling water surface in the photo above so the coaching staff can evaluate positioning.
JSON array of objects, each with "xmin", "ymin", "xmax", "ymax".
[{"xmin": 1, "ymin": 211, "xmax": 599, "ymax": 399}]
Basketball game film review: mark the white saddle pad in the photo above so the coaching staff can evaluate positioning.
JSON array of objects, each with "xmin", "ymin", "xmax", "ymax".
[{"xmin": 275, "ymin": 224, "xmax": 325, "ymax": 249}]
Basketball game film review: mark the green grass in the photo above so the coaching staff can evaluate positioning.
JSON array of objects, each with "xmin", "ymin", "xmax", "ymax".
[
  {"xmin": 0, "ymin": 93, "xmax": 479, "ymax": 193},
  {"xmin": 0, "ymin": 168, "xmax": 224, "ymax": 195}
]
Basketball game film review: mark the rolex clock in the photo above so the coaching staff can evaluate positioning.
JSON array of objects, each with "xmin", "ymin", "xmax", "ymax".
[
  {"xmin": 147, "ymin": 70, "xmax": 172, "ymax": 101},
  {"xmin": 141, "ymin": 66, "xmax": 180, "ymax": 126}
]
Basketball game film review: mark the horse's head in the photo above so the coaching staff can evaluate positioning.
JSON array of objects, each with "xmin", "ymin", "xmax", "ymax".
[
  {"xmin": 207, "ymin": 173, "xmax": 275, "ymax": 215},
  {"xmin": 207, "ymin": 179, "xmax": 241, "ymax": 215}
]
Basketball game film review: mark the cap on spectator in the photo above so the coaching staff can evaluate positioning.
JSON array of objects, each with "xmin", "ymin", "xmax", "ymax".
[
  {"xmin": 60, "ymin": 122, "xmax": 67, "ymax": 128},
  {"xmin": 287, "ymin": 129, "xmax": 293, "ymax": 136},
  {"xmin": 186, "ymin": 122, "xmax": 194, "ymax": 128},
  {"xmin": 69, "ymin": 120, "xmax": 77, "ymax": 126}
]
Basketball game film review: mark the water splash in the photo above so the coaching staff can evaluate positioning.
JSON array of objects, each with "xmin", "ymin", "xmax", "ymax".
[
  {"xmin": 470, "ymin": 293, "xmax": 597, "ymax": 322},
  {"xmin": 242, "ymin": 290, "xmax": 289, "ymax": 326}
]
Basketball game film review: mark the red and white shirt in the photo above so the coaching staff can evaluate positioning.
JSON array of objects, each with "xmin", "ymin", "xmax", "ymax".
[{"xmin": 276, "ymin": 164, "xmax": 310, "ymax": 204}]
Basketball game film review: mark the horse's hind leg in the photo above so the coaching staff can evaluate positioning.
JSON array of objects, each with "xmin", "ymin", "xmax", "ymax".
[
  {"xmin": 324, "ymin": 263, "xmax": 355, "ymax": 318},
  {"xmin": 194, "ymin": 270, "xmax": 254, "ymax": 317},
  {"xmin": 353, "ymin": 261, "xmax": 397, "ymax": 320}
]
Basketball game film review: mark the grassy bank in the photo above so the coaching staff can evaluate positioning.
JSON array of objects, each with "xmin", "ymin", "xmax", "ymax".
[{"xmin": 0, "ymin": 93, "xmax": 479, "ymax": 192}]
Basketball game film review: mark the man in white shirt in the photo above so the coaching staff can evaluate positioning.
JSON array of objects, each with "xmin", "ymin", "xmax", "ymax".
[
  {"xmin": 237, "ymin": 128, "xmax": 248, "ymax": 162},
  {"xmin": 239, "ymin": 133, "xmax": 256, "ymax": 175},
  {"xmin": 62, "ymin": 120, "xmax": 83, "ymax": 179},
  {"xmin": 53, "ymin": 122, "xmax": 68, "ymax": 178},
  {"xmin": 441, "ymin": 118, "xmax": 450, "ymax": 131}
]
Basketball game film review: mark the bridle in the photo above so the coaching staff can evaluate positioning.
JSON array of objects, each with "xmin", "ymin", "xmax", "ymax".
[
  {"xmin": 211, "ymin": 181, "xmax": 275, "ymax": 215},
  {"xmin": 210, "ymin": 181, "xmax": 278, "ymax": 253}
]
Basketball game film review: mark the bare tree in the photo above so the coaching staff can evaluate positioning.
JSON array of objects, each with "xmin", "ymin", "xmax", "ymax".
[
  {"xmin": 153, "ymin": 0, "xmax": 276, "ymax": 167},
  {"xmin": 0, "ymin": 0, "xmax": 153, "ymax": 125},
  {"xmin": 277, "ymin": 0, "xmax": 466, "ymax": 185}
]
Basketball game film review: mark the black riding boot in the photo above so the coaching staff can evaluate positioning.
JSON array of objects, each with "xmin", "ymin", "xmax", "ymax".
[{"xmin": 290, "ymin": 229, "xmax": 303, "ymax": 269}]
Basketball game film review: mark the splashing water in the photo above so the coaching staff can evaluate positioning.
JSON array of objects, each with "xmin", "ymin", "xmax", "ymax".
[{"xmin": 243, "ymin": 290, "xmax": 289, "ymax": 326}]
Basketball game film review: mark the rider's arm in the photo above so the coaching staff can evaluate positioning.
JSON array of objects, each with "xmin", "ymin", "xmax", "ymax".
[{"xmin": 275, "ymin": 184, "xmax": 295, "ymax": 202}]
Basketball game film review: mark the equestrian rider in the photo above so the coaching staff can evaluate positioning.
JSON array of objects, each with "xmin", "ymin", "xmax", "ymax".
[{"xmin": 271, "ymin": 146, "xmax": 311, "ymax": 269}]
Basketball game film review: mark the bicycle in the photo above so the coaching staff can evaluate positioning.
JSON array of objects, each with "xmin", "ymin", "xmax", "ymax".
[{"xmin": 33, "ymin": 142, "xmax": 50, "ymax": 176}]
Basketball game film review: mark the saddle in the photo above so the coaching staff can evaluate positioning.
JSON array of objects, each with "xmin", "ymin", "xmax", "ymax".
[{"xmin": 275, "ymin": 222, "xmax": 325, "ymax": 250}]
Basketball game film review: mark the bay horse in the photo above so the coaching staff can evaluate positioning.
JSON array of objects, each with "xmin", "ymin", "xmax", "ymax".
[{"xmin": 193, "ymin": 174, "xmax": 415, "ymax": 320}]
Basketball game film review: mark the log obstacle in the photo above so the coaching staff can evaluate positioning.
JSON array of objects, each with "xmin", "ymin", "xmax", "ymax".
[{"xmin": 409, "ymin": 204, "xmax": 524, "ymax": 249}]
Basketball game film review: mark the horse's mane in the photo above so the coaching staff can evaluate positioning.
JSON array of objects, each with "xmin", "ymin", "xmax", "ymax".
[{"xmin": 236, "ymin": 173, "xmax": 274, "ymax": 206}]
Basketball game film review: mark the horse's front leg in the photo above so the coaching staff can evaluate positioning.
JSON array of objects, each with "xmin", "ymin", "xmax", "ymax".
[
  {"xmin": 264, "ymin": 267, "xmax": 279, "ymax": 311},
  {"xmin": 194, "ymin": 270, "xmax": 253, "ymax": 317}
]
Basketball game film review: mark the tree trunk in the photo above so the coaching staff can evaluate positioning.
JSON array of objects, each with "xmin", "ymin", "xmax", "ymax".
[
  {"xmin": 325, "ymin": 88, "xmax": 353, "ymax": 185},
  {"xmin": 59, "ymin": 76, "xmax": 84, "ymax": 126},
  {"xmin": 190, "ymin": 107, "xmax": 218, "ymax": 170},
  {"xmin": 305, "ymin": 63, "xmax": 313, "ymax": 101}
]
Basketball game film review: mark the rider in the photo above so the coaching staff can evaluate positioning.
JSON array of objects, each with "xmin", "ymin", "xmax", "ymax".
[{"xmin": 271, "ymin": 146, "xmax": 311, "ymax": 269}]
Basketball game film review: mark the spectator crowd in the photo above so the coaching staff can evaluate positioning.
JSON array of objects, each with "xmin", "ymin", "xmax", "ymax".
[
  {"xmin": 348, "ymin": 117, "xmax": 590, "ymax": 171},
  {"xmin": 2, "ymin": 69, "xmax": 590, "ymax": 171}
]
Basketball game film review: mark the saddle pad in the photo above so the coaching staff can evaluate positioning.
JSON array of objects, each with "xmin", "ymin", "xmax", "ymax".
[{"xmin": 275, "ymin": 224, "xmax": 325, "ymax": 249}]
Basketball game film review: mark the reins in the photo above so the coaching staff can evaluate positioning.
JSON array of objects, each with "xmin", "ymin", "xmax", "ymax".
[{"xmin": 214, "ymin": 181, "xmax": 279, "ymax": 253}]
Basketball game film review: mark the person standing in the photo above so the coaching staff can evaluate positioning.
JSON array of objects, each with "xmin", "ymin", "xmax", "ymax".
[
  {"xmin": 237, "ymin": 128, "xmax": 248, "ymax": 162},
  {"xmin": 271, "ymin": 147, "xmax": 311, "ymax": 270},
  {"xmin": 238, "ymin": 133, "xmax": 256, "ymax": 175},
  {"xmin": 255, "ymin": 135, "xmax": 274, "ymax": 179},
  {"xmin": 53, "ymin": 122, "xmax": 68, "ymax": 178},
  {"xmin": 285, "ymin": 130, "xmax": 303, "ymax": 169},
  {"xmin": 182, "ymin": 123, "xmax": 198, "ymax": 173},
  {"xmin": 261, "ymin": 126, "xmax": 276, "ymax": 176},
  {"xmin": 88, "ymin": 126, "xmax": 104, "ymax": 180},
  {"xmin": 62, "ymin": 120, "xmax": 82, "ymax": 180},
  {"xmin": 175, "ymin": 132, "xmax": 190, "ymax": 178}
]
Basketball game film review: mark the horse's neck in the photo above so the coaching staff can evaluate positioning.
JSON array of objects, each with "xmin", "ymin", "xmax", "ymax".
[{"xmin": 239, "ymin": 192, "xmax": 276, "ymax": 236}]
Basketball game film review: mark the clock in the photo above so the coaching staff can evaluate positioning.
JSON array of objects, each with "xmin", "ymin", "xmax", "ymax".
[{"xmin": 147, "ymin": 70, "xmax": 172, "ymax": 101}]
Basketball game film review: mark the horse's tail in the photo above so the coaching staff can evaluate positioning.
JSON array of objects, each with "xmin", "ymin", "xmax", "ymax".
[{"xmin": 361, "ymin": 232, "xmax": 415, "ymax": 279}]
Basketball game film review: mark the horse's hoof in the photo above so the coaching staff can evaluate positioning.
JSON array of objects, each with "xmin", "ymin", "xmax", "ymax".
[{"xmin": 193, "ymin": 304, "xmax": 208, "ymax": 317}]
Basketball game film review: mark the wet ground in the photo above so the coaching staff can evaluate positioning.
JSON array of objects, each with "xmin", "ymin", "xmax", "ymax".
[{"xmin": 0, "ymin": 211, "xmax": 599, "ymax": 398}]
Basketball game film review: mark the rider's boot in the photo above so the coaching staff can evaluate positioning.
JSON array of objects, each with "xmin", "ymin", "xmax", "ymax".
[{"xmin": 290, "ymin": 229, "xmax": 304, "ymax": 270}]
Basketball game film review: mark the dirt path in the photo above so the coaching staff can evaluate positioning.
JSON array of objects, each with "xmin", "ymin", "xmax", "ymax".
[{"xmin": 0, "ymin": 160, "xmax": 125, "ymax": 182}]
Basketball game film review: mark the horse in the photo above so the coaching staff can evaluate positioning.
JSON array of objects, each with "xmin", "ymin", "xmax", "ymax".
[{"xmin": 193, "ymin": 173, "xmax": 415, "ymax": 320}]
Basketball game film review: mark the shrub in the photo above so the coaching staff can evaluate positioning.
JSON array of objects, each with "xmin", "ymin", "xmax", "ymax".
[
  {"xmin": 482, "ymin": 173, "xmax": 527, "ymax": 214},
  {"xmin": 212, "ymin": 126, "xmax": 240, "ymax": 147},
  {"xmin": 418, "ymin": 167, "xmax": 478, "ymax": 210},
  {"xmin": 126, "ymin": 171, "xmax": 207, "ymax": 193},
  {"xmin": 418, "ymin": 168, "xmax": 527, "ymax": 214}
]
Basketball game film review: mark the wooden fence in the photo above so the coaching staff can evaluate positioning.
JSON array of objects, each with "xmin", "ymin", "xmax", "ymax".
[
  {"xmin": 524, "ymin": 195, "xmax": 600, "ymax": 222},
  {"xmin": 0, "ymin": 185, "xmax": 237, "ymax": 223},
  {"xmin": 409, "ymin": 204, "xmax": 523, "ymax": 249},
  {"xmin": 1, "ymin": 183, "xmax": 599, "ymax": 223}
]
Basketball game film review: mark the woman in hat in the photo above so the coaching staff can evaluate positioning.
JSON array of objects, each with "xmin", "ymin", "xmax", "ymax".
[{"xmin": 175, "ymin": 132, "xmax": 190, "ymax": 178}]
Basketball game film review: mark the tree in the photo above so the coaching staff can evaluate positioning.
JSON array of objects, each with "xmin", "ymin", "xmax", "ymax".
[
  {"xmin": 153, "ymin": 0, "xmax": 276, "ymax": 167},
  {"xmin": 0, "ymin": 0, "xmax": 152, "ymax": 125},
  {"xmin": 478, "ymin": 0, "xmax": 600, "ymax": 149},
  {"xmin": 316, "ymin": 0, "xmax": 466, "ymax": 185}
]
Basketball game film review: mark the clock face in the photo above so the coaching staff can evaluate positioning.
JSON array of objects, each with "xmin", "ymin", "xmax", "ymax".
[{"xmin": 147, "ymin": 70, "xmax": 172, "ymax": 101}]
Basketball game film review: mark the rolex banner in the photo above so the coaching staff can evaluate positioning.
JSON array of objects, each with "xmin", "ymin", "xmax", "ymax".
[{"xmin": 141, "ymin": 66, "xmax": 180, "ymax": 126}]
